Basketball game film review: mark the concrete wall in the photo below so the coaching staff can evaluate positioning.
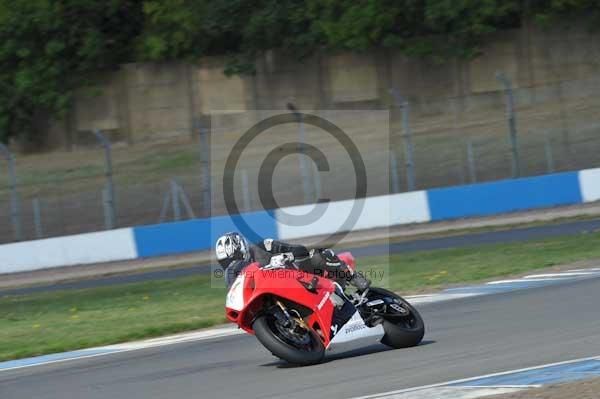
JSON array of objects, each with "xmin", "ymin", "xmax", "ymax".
[
  {"xmin": 47, "ymin": 24, "xmax": 600, "ymax": 147},
  {"xmin": 0, "ymin": 228, "xmax": 137, "ymax": 274}
]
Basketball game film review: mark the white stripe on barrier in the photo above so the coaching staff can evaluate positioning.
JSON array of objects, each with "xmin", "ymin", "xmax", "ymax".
[
  {"xmin": 578, "ymin": 167, "xmax": 600, "ymax": 203},
  {"xmin": 0, "ymin": 165, "xmax": 597, "ymax": 273},
  {"xmin": 276, "ymin": 191, "xmax": 430, "ymax": 240},
  {"xmin": 0, "ymin": 228, "xmax": 137, "ymax": 274}
]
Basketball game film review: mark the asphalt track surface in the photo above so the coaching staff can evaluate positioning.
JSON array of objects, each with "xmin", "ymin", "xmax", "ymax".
[
  {"xmin": 2, "ymin": 274, "xmax": 600, "ymax": 399},
  {"xmin": 3, "ymin": 217, "xmax": 600, "ymax": 297}
]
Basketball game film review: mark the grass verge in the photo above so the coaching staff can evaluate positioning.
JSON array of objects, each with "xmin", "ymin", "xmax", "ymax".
[{"xmin": 3, "ymin": 232, "xmax": 600, "ymax": 362}]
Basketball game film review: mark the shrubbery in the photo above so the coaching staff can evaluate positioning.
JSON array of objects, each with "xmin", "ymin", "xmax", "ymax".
[{"xmin": 1, "ymin": 0, "xmax": 597, "ymax": 142}]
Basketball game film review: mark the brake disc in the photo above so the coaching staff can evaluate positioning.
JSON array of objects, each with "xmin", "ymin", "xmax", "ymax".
[{"xmin": 389, "ymin": 302, "xmax": 408, "ymax": 315}]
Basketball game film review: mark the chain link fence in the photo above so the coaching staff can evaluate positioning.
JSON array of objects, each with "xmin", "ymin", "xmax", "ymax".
[{"xmin": 2, "ymin": 73, "xmax": 600, "ymax": 244}]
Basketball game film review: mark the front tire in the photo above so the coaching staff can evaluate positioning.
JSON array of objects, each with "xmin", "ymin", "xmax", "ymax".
[
  {"xmin": 370, "ymin": 288, "xmax": 425, "ymax": 349},
  {"xmin": 253, "ymin": 314, "xmax": 325, "ymax": 366}
]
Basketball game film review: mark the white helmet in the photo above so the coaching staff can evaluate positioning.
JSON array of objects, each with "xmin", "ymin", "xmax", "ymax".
[{"xmin": 215, "ymin": 232, "xmax": 249, "ymax": 268}]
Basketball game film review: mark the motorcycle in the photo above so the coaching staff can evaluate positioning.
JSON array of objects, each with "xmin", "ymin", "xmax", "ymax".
[{"xmin": 225, "ymin": 251, "xmax": 425, "ymax": 365}]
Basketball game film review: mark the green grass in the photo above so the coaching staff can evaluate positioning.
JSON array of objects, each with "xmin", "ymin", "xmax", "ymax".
[
  {"xmin": 363, "ymin": 231, "xmax": 600, "ymax": 293},
  {"xmin": 3, "ymin": 232, "xmax": 600, "ymax": 362},
  {"xmin": 0, "ymin": 277, "xmax": 227, "ymax": 361},
  {"xmin": 340, "ymin": 213, "xmax": 600, "ymax": 250}
]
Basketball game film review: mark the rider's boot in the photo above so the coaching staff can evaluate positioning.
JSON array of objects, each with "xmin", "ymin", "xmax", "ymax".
[
  {"xmin": 332, "ymin": 261, "xmax": 371, "ymax": 292},
  {"xmin": 310, "ymin": 248, "xmax": 371, "ymax": 291},
  {"xmin": 349, "ymin": 271, "xmax": 371, "ymax": 292}
]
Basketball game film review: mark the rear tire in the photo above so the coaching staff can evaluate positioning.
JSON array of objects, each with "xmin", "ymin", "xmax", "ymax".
[{"xmin": 253, "ymin": 315, "xmax": 325, "ymax": 366}]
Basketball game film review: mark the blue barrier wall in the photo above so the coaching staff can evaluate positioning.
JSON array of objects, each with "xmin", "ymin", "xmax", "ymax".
[
  {"xmin": 133, "ymin": 210, "xmax": 278, "ymax": 258},
  {"xmin": 5, "ymin": 168, "xmax": 600, "ymax": 273},
  {"xmin": 427, "ymin": 171, "xmax": 582, "ymax": 221}
]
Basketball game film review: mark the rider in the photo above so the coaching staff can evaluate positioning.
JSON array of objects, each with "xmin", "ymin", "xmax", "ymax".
[{"xmin": 215, "ymin": 232, "xmax": 370, "ymax": 291}]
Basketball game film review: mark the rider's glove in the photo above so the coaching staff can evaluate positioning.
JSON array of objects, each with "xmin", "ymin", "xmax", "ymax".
[
  {"xmin": 310, "ymin": 248, "xmax": 343, "ymax": 269},
  {"xmin": 265, "ymin": 252, "xmax": 295, "ymax": 269},
  {"xmin": 263, "ymin": 238, "xmax": 274, "ymax": 252}
]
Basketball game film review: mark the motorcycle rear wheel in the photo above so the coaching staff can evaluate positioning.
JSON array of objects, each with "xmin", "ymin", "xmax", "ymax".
[{"xmin": 253, "ymin": 313, "xmax": 325, "ymax": 366}]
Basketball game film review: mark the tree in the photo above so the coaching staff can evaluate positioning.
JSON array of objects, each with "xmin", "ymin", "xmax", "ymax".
[
  {"xmin": 308, "ymin": 0, "xmax": 521, "ymax": 59},
  {"xmin": 140, "ymin": 0, "xmax": 319, "ymax": 74},
  {"xmin": 0, "ymin": 0, "xmax": 144, "ymax": 144},
  {"xmin": 1, "ymin": 0, "xmax": 599, "ymax": 145}
]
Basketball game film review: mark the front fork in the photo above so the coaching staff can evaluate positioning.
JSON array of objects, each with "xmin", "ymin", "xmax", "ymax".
[{"xmin": 274, "ymin": 300, "xmax": 310, "ymax": 331}]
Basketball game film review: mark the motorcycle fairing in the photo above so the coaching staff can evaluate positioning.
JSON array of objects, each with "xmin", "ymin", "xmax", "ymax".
[
  {"xmin": 326, "ymin": 311, "xmax": 385, "ymax": 351},
  {"xmin": 329, "ymin": 299, "xmax": 356, "ymax": 340},
  {"xmin": 224, "ymin": 261, "xmax": 385, "ymax": 349},
  {"xmin": 225, "ymin": 263, "xmax": 338, "ymax": 342},
  {"xmin": 325, "ymin": 287, "xmax": 385, "ymax": 351}
]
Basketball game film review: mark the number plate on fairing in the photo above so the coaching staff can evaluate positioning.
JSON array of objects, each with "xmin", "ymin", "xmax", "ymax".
[{"xmin": 226, "ymin": 274, "xmax": 245, "ymax": 311}]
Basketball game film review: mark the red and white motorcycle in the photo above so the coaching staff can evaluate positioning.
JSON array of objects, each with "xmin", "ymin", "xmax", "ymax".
[{"xmin": 225, "ymin": 252, "xmax": 424, "ymax": 365}]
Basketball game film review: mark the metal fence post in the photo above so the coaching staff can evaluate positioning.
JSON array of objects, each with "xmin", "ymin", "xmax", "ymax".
[
  {"xmin": 389, "ymin": 89, "xmax": 416, "ymax": 191},
  {"xmin": 312, "ymin": 163, "xmax": 321, "ymax": 201},
  {"xmin": 390, "ymin": 150, "xmax": 400, "ymax": 193},
  {"xmin": 287, "ymin": 103, "xmax": 313, "ymax": 204},
  {"xmin": 196, "ymin": 118, "xmax": 212, "ymax": 216},
  {"xmin": 92, "ymin": 130, "xmax": 116, "ymax": 228},
  {"xmin": 170, "ymin": 179, "xmax": 181, "ymax": 221},
  {"xmin": 101, "ymin": 187, "xmax": 112, "ymax": 230},
  {"xmin": 0, "ymin": 143, "xmax": 22, "ymax": 241},
  {"xmin": 466, "ymin": 140, "xmax": 477, "ymax": 184},
  {"xmin": 544, "ymin": 133, "xmax": 555, "ymax": 173},
  {"xmin": 241, "ymin": 169, "xmax": 251, "ymax": 212},
  {"xmin": 496, "ymin": 72, "xmax": 521, "ymax": 178},
  {"xmin": 32, "ymin": 198, "xmax": 43, "ymax": 239},
  {"xmin": 158, "ymin": 190, "xmax": 170, "ymax": 223},
  {"xmin": 175, "ymin": 180, "xmax": 196, "ymax": 219}
]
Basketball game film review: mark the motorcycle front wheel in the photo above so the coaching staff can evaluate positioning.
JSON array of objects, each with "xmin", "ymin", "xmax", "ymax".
[
  {"xmin": 368, "ymin": 287, "xmax": 425, "ymax": 349},
  {"xmin": 253, "ymin": 312, "xmax": 325, "ymax": 366}
]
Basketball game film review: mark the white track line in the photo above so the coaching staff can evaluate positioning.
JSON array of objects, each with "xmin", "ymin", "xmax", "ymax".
[
  {"xmin": 363, "ymin": 386, "xmax": 524, "ymax": 399},
  {"xmin": 0, "ymin": 351, "xmax": 124, "ymax": 373},
  {"xmin": 523, "ymin": 272, "xmax": 600, "ymax": 278},
  {"xmin": 566, "ymin": 268, "xmax": 600, "ymax": 272},
  {"xmin": 408, "ymin": 293, "xmax": 480, "ymax": 305},
  {"xmin": 486, "ymin": 278, "xmax": 561, "ymax": 285},
  {"xmin": 107, "ymin": 326, "xmax": 244, "ymax": 350},
  {"xmin": 3, "ymin": 268, "xmax": 600, "ymax": 373},
  {"xmin": 0, "ymin": 326, "xmax": 244, "ymax": 372},
  {"xmin": 349, "ymin": 354, "xmax": 600, "ymax": 399}
]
